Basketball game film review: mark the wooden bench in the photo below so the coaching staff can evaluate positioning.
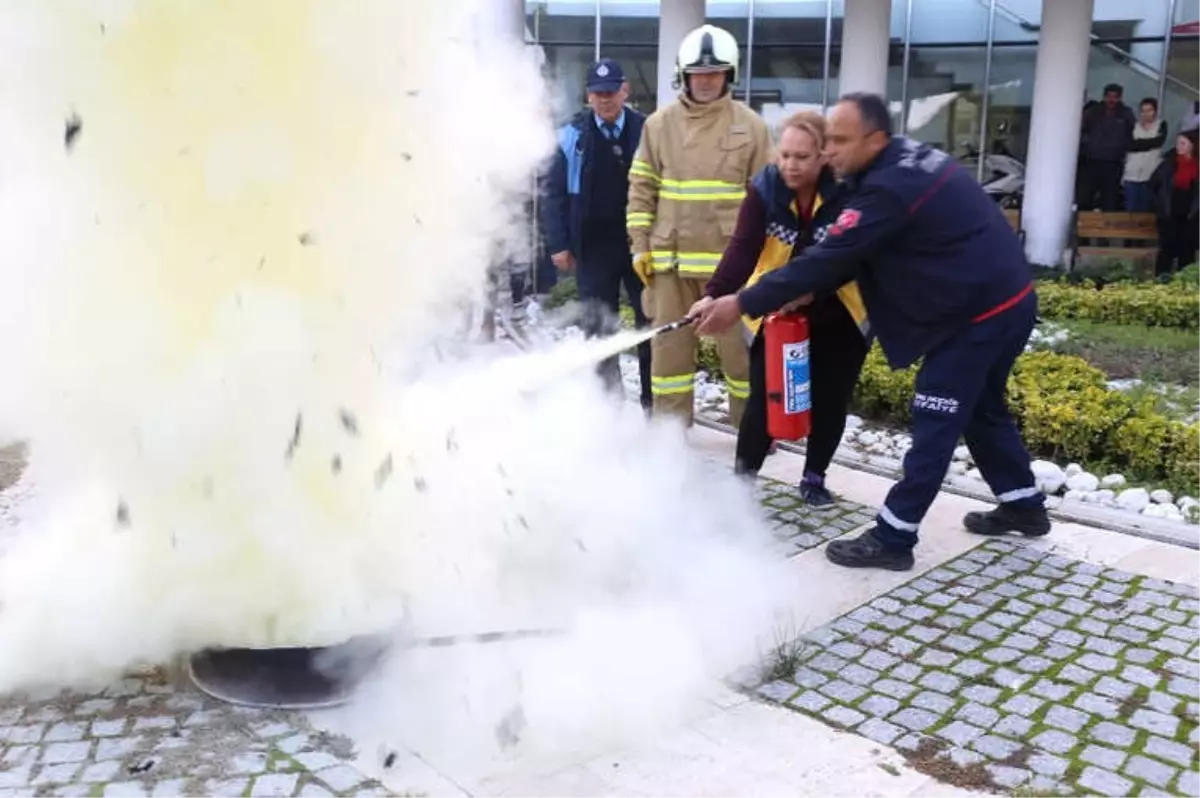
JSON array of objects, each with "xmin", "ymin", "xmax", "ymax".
[{"xmin": 1071, "ymin": 210, "xmax": 1158, "ymax": 265}]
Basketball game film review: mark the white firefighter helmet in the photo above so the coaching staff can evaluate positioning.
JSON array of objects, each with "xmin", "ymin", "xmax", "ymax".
[{"xmin": 675, "ymin": 24, "xmax": 739, "ymax": 87}]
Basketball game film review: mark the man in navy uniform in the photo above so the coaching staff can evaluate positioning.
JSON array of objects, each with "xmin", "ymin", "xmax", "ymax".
[
  {"xmin": 541, "ymin": 59, "xmax": 652, "ymax": 410},
  {"xmin": 696, "ymin": 93, "xmax": 1048, "ymax": 572}
]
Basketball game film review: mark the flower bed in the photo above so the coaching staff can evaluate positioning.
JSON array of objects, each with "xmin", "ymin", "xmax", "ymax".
[{"xmin": 1035, "ymin": 281, "xmax": 1199, "ymax": 330}]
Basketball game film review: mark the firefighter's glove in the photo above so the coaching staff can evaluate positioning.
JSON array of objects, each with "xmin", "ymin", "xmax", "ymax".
[{"xmin": 632, "ymin": 252, "xmax": 654, "ymax": 287}]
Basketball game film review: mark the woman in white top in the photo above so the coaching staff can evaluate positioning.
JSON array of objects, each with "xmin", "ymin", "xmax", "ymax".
[{"xmin": 1124, "ymin": 97, "xmax": 1168, "ymax": 212}]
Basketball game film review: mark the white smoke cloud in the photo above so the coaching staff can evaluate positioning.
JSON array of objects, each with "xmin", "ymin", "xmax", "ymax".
[{"xmin": 0, "ymin": 0, "xmax": 796, "ymax": 766}]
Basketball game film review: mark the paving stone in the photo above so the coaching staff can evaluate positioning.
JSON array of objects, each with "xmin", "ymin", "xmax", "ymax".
[
  {"xmin": 80, "ymin": 761, "xmax": 122, "ymax": 783},
  {"xmin": 42, "ymin": 742, "xmax": 91, "ymax": 764},
  {"xmin": 982, "ymin": 647, "xmax": 1021, "ymax": 664},
  {"xmin": 956, "ymin": 703, "xmax": 999, "ymax": 728},
  {"xmin": 940, "ymin": 634, "xmax": 982, "ymax": 654},
  {"xmin": 1030, "ymin": 729, "xmax": 1077, "ymax": 755},
  {"xmin": 891, "ymin": 708, "xmax": 939, "ymax": 732},
  {"xmin": 1074, "ymin": 692, "xmax": 1120, "ymax": 719},
  {"xmin": 858, "ymin": 694, "xmax": 901, "ymax": 718},
  {"xmin": 840, "ymin": 664, "xmax": 881, "ymax": 686},
  {"xmin": 33, "ymin": 764, "xmax": 81, "ymax": 786},
  {"xmin": 819, "ymin": 680, "xmax": 867, "ymax": 704},
  {"xmin": 1058, "ymin": 597, "xmax": 1094, "ymax": 616},
  {"xmin": 1001, "ymin": 694, "xmax": 1044, "ymax": 716},
  {"xmin": 1129, "ymin": 708, "xmax": 1179, "ymax": 738},
  {"xmin": 1087, "ymin": 721, "xmax": 1136, "ymax": 748},
  {"xmin": 1177, "ymin": 769, "xmax": 1199, "ymax": 797},
  {"xmin": 1050, "ymin": 628, "xmax": 1085, "ymax": 647},
  {"xmin": 1122, "ymin": 755, "xmax": 1176, "ymax": 789},
  {"xmin": 102, "ymin": 783, "xmax": 146, "ymax": 797},
  {"xmin": 756, "ymin": 681, "xmax": 798, "ymax": 703},
  {"xmin": 932, "ymin": 614, "xmax": 967, "ymax": 630},
  {"xmin": 1083, "ymin": 636, "xmax": 1125, "ymax": 657},
  {"xmin": 885, "ymin": 636, "xmax": 921, "ymax": 657},
  {"xmin": 1153, "ymin": 608, "xmax": 1188, "ymax": 625},
  {"xmin": 1041, "ymin": 643, "xmax": 1076, "ymax": 661},
  {"xmin": 1118, "ymin": 662, "xmax": 1156, "ymax": 686},
  {"xmin": 828, "ymin": 641, "xmax": 867, "ymax": 660},
  {"xmin": 1075, "ymin": 763, "xmax": 1128, "ymax": 792},
  {"xmin": 951, "ymin": 659, "xmax": 989, "ymax": 679},
  {"xmin": 890, "ymin": 663, "xmax": 924, "ymax": 682},
  {"xmin": 918, "ymin": 671, "xmax": 960, "ymax": 694},
  {"xmin": 906, "ymin": 625, "xmax": 944, "ymax": 644},
  {"xmin": 792, "ymin": 667, "xmax": 828, "ymax": 689},
  {"xmin": 1077, "ymin": 653, "xmax": 1118, "ymax": 672},
  {"xmin": 1019, "ymin": 619, "xmax": 1056, "ymax": 639},
  {"xmin": 860, "ymin": 649, "xmax": 899, "ymax": 672},
  {"xmin": 1164, "ymin": 656, "xmax": 1200, "ymax": 679},
  {"xmin": 1044, "ymin": 704, "xmax": 1089, "ymax": 733},
  {"xmin": 787, "ymin": 691, "xmax": 832, "ymax": 714},
  {"xmin": 1123, "ymin": 647, "xmax": 1158, "ymax": 664},
  {"xmin": 300, "ymin": 784, "xmax": 335, "ymax": 797},
  {"xmin": 911, "ymin": 691, "xmax": 955, "ymax": 714},
  {"xmin": 1151, "ymin": 636, "xmax": 1191, "ymax": 656},
  {"xmin": 250, "ymin": 773, "xmax": 299, "ymax": 797},
  {"xmin": 822, "ymin": 704, "xmax": 867, "ymax": 729},
  {"xmin": 873, "ymin": 679, "xmax": 917, "ymax": 700},
  {"xmin": 1015, "ymin": 656, "xmax": 1053, "ymax": 674},
  {"xmin": 1127, "ymin": 614, "xmax": 1166, "ymax": 633},
  {"xmin": 857, "ymin": 717, "xmax": 904, "ymax": 745},
  {"xmin": 1144, "ymin": 735, "xmax": 1193, "ymax": 768},
  {"xmin": 944, "ymin": 746, "xmax": 986, "ymax": 768},
  {"xmin": 1022, "ymin": 748, "xmax": 1070, "ymax": 772},
  {"xmin": 808, "ymin": 653, "xmax": 849, "ymax": 674},
  {"xmin": 946, "ymin": 602, "xmax": 987, "ymax": 620},
  {"xmin": 1144, "ymin": 690, "xmax": 1180, "ymax": 714},
  {"xmin": 1076, "ymin": 617, "xmax": 1110, "ymax": 636},
  {"xmin": 854, "ymin": 628, "xmax": 890, "ymax": 647},
  {"xmin": 1026, "ymin": 592, "xmax": 1061, "ymax": 608},
  {"xmin": 1030, "ymin": 680, "xmax": 1073, "ymax": 702},
  {"xmin": 1034, "ymin": 609, "xmax": 1072, "ymax": 628},
  {"xmin": 1080, "ymin": 744, "xmax": 1127, "ymax": 770},
  {"xmin": 991, "ymin": 577, "xmax": 1024, "ymax": 593},
  {"xmin": 986, "ymin": 765, "xmax": 1031, "ymax": 788},
  {"xmin": 294, "ymin": 752, "xmax": 341, "ymax": 772},
  {"xmin": 1111, "ymin": 625, "xmax": 1149, "ymax": 644},
  {"xmin": 936, "ymin": 721, "xmax": 983, "ymax": 747},
  {"xmin": 1014, "ymin": 575, "xmax": 1050, "ymax": 591},
  {"xmin": 973, "ymin": 734, "xmax": 1023, "ymax": 759},
  {"xmin": 95, "ymin": 737, "xmax": 142, "ymax": 761},
  {"xmin": 961, "ymin": 684, "xmax": 1002, "ymax": 705},
  {"xmin": 994, "ymin": 714, "xmax": 1033, "ymax": 738},
  {"xmin": 1093, "ymin": 676, "xmax": 1137, "ymax": 700},
  {"xmin": 1056, "ymin": 663, "xmax": 1099, "ymax": 686},
  {"xmin": 989, "ymin": 667, "xmax": 1029, "ymax": 690},
  {"xmin": 899, "ymin": 605, "xmax": 936, "ymax": 622}
]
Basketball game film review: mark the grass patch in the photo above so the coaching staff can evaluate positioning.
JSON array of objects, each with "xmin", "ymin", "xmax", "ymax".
[{"xmin": 1045, "ymin": 319, "xmax": 1200, "ymax": 387}]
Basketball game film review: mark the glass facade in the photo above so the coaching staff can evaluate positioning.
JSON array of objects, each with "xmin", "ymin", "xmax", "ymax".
[{"xmin": 525, "ymin": 0, "xmax": 1199, "ymax": 165}]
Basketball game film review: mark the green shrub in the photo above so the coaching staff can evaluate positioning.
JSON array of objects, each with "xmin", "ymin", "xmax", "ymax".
[
  {"xmin": 849, "ymin": 345, "xmax": 1199, "ymax": 494},
  {"xmin": 543, "ymin": 275, "xmax": 578, "ymax": 310},
  {"xmin": 1036, "ymin": 282, "xmax": 1199, "ymax": 330}
]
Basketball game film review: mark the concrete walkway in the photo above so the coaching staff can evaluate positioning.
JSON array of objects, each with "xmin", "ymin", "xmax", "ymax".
[{"xmin": 0, "ymin": 427, "xmax": 1196, "ymax": 797}]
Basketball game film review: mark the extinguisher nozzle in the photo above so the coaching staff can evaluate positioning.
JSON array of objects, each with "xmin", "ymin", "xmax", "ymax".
[{"xmin": 652, "ymin": 314, "xmax": 698, "ymax": 337}]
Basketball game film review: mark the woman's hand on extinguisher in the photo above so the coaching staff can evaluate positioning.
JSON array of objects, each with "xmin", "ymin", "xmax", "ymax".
[
  {"xmin": 687, "ymin": 295, "xmax": 714, "ymax": 321},
  {"xmin": 694, "ymin": 295, "xmax": 742, "ymax": 336},
  {"xmin": 780, "ymin": 293, "xmax": 814, "ymax": 313}
]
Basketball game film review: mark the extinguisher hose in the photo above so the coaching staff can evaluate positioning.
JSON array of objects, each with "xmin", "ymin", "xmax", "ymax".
[{"xmin": 651, "ymin": 314, "xmax": 698, "ymax": 337}]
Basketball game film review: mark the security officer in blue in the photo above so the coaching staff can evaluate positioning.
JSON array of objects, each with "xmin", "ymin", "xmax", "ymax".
[
  {"xmin": 696, "ymin": 93, "xmax": 1049, "ymax": 572},
  {"xmin": 541, "ymin": 59, "xmax": 652, "ymax": 410}
]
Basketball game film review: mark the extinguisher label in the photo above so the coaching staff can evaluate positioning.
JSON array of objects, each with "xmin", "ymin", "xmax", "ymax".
[{"xmin": 782, "ymin": 341, "xmax": 811, "ymax": 415}]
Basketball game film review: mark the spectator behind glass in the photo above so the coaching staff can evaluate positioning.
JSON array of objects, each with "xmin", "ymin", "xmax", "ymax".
[
  {"xmin": 1150, "ymin": 129, "xmax": 1199, "ymax": 277},
  {"xmin": 1122, "ymin": 98, "xmax": 1167, "ymax": 213},
  {"xmin": 1080, "ymin": 83, "xmax": 1136, "ymax": 211}
]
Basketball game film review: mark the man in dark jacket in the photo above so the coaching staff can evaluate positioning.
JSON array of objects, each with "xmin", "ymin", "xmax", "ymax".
[
  {"xmin": 541, "ymin": 59, "xmax": 651, "ymax": 409},
  {"xmin": 1080, "ymin": 83, "xmax": 1137, "ymax": 211},
  {"xmin": 696, "ymin": 93, "xmax": 1048, "ymax": 572}
]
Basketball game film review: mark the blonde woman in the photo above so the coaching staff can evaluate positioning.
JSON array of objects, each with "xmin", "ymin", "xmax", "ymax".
[{"xmin": 690, "ymin": 111, "xmax": 869, "ymax": 506}]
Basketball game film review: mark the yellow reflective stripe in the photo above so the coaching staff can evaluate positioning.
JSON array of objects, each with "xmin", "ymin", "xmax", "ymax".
[
  {"xmin": 630, "ymin": 160, "xmax": 659, "ymax": 181},
  {"xmin": 649, "ymin": 251, "xmax": 723, "ymax": 274},
  {"xmin": 626, "ymin": 211, "xmax": 654, "ymax": 228},
  {"xmin": 724, "ymin": 376, "xmax": 751, "ymax": 399},
  {"xmin": 650, "ymin": 250, "xmax": 676, "ymax": 272},
  {"xmin": 651, "ymin": 373, "xmax": 695, "ymax": 395},
  {"xmin": 659, "ymin": 179, "xmax": 746, "ymax": 202}
]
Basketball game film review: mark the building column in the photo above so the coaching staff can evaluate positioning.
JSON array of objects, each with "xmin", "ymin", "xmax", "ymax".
[
  {"xmin": 1022, "ymin": 0, "xmax": 1094, "ymax": 268},
  {"xmin": 838, "ymin": 0, "xmax": 891, "ymax": 98},
  {"xmin": 658, "ymin": 0, "xmax": 706, "ymax": 108}
]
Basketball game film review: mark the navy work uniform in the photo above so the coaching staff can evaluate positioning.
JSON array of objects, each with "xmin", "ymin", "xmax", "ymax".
[
  {"xmin": 541, "ymin": 61, "xmax": 652, "ymax": 408},
  {"xmin": 738, "ymin": 136, "xmax": 1046, "ymax": 571}
]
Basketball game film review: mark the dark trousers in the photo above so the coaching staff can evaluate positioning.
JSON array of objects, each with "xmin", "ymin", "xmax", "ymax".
[
  {"xmin": 875, "ymin": 292, "xmax": 1043, "ymax": 551},
  {"xmin": 577, "ymin": 235, "xmax": 652, "ymax": 407},
  {"xmin": 1078, "ymin": 159, "xmax": 1124, "ymax": 211},
  {"xmin": 736, "ymin": 301, "xmax": 868, "ymax": 478},
  {"xmin": 1156, "ymin": 214, "xmax": 1199, "ymax": 276}
]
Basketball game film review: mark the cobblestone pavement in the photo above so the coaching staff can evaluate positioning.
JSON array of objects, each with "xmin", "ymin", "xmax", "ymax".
[
  {"xmin": 0, "ymin": 666, "xmax": 388, "ymax": 797},
  {"xmin": 756, "ymin": 538, "xmax": 1200, "ymax": 796},
  {"xmin": 755, "ymin": 477, "xmax": 876, "ymax": 555}
]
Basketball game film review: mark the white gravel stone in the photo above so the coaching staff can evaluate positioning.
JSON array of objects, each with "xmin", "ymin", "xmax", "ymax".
[
  {"xmin": 1100, "ymin": 474, "xmax": 1127, "ymax": 489},
  {"xmin": 953, "ymin": 445, "xmax": 971, "ymax": 462},
  {"xmin": 1150, "ymin": 489, "xmax": 1174, "ymax": 504},
  {"xmin": 1143, "ymin": 504, "xmax": 1171, "ymax": 519},
  {"xmin": 1063, "ymin": 490, "xmax": 1086, "ymax": 502},
  {"xmin": 1177, "ymin": 496, "xmax": 1197, "ymax": 509},
  {"xmin": 1093, "ymin": 489, "xmax": 1116, "ymax": 505},
  {"xmin": 966, "ymin": 468, "xmax": 983, "ymax": 481},
  {"xmin": 947, "ymin": 462, "xmax": 968, "ymax": 476},
  {"xmin": 1065, "ymin": 463, "xmax": 1083, "ymax": 477},
  {"xmin": 1031, "ymin": 460, "xmax": 1066, "ymax": 494},
  {"xmin": 1117, "ymin": 488, "xmax": 1150, "ymax": 512},
  {"xmin": 1065, "ymin": 472, "xmax": 1099, "ymax": 492},
  {"xmin": 858, "ymin": 431, "xmax": 879, "ymax": 447},
  {"xmin": 845, "ymin": 415, "xmax": 863, "ymax": 430}
]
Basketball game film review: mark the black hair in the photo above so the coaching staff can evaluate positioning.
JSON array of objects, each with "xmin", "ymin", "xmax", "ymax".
[
  {"xmin": 838, "ymin": 92, "xmax": 894, "ymax": 137},
  {"xmin": 1140, "ymin": 97, "xmax": 1158, "ymax": 111},
  {"xmin": 1103, "ymin": 83, "xmax": 1123, "ymax": 96}
]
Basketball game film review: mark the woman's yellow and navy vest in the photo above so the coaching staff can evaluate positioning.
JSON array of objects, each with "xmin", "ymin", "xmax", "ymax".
[{"xmin": 740, "ymin": 164, "xmax": 870, "ymax": 338}]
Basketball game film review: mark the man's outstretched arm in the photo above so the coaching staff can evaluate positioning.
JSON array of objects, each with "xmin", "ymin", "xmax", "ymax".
[{"xmin": 737, "ymin": 185, "xmax": 908, "ymax": 319}]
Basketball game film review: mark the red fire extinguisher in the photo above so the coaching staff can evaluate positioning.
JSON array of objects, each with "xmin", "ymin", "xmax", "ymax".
[{"xmin": 764, "ymin": 312, "xmax": 812, "ymax": 441}]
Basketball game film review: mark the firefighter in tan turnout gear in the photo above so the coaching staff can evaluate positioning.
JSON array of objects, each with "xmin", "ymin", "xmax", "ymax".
[{"xmin": 628, "ymin": 24, "xmax": 773, "ymax": 427}]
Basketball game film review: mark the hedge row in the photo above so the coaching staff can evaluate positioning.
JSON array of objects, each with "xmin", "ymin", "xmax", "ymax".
[
  {"xmin": 699, "ymin": 342, "xmax": 1198, "ymax": 495},
  {"xmin": 1035, "ymin": 281, "xmax": 1199, "ymax": 330}
]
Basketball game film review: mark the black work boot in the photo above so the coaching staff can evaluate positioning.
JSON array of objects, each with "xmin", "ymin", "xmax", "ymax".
[
  {"xmin": 798, "ymin": 472, "xmax": 835, "ymax": 507},
  {"xmin": 963, "ymin": 503, "xmax": 1051, "ymax": 538},
  {"xmin": 825, "ymin": 528, "xmax": 915, "ymax": 572}
]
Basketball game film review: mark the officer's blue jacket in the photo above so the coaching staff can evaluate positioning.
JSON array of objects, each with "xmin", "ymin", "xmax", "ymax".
[
  {"xmin": 738, "ymin": 136, "xmax": 1033, "ymax": 370},
  {"xmin": 540, "ymin": 106, "xmax": 646, "ymax": 259}
]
